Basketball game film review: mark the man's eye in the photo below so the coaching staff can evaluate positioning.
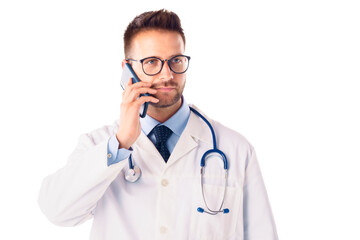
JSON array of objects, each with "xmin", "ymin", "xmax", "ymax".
[
  {"xmin": 172, "ymin": 58, "xmax": 182, "ymax": 64},
  {"xmin": 145, "ymin": 60, "xmax": 155, "ymax": 65}
]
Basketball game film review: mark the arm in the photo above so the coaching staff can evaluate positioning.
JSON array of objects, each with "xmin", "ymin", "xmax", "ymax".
[
  {"xmin": 243, "ymin": 149, "xmax": 279, "ymax": 240},
  {"xmin": 38, "ymin": 79, "xmax": 158, "ymax": 227},
  {"xmin": 38, "ymin": 132, "xmax": 127, "ymax": 227}
]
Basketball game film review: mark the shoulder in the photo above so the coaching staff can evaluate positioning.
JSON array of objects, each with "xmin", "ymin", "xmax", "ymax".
[
  {"xmin": 189, "ymin": 104, "xmax": 253, "ymax": 154},
  {"xmin": 189, "ymin": 104, "xmax": 255, "ymax": 177},
  {"xmin": 79, "ymin": 120, "xmax": 119, "ymax": 146},
  {"xmin": 212, "ymin": 119, "xmax": 254, "ymax": 154},
  {"xmin": 188, "ymin": 104, "xmax": 254, "ymax": 155}
]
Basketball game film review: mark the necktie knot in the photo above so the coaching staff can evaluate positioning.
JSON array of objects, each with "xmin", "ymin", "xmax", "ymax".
[
  {"xmin": 153, "ymin": 125, "xmax": 173, "ymax": 144},
  {"xmin": 153, "ymin": 125, "xmax": 173, "ymax": 162}
]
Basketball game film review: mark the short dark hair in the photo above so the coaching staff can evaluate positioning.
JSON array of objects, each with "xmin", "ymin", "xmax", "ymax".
[{"xmin": 123, "ymin": 9, "xmax": 186, "ymax": 57}]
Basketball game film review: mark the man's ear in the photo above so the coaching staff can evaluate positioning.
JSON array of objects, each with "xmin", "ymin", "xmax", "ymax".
[{"xmin": 121, "ymin": 59, "xmax": 128, "ymax": 69}]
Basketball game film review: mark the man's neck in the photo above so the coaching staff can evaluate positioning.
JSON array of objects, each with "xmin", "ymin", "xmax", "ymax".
[{"xmin": 147, "ymin": 99, "xmax": 182, "ymax": 123}]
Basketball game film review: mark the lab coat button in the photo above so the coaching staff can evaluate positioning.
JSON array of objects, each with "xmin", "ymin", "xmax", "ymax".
[
  {"xmin": 160, "ymin": 226, "xmax": 167, "ymax": 233},
  {"xmin": 161, "ymin": 179, "xmax": 169, "ymax": 187},
  {"xmin": 107, "ymin": 153, "xmax": 112, "ymax": 158}
]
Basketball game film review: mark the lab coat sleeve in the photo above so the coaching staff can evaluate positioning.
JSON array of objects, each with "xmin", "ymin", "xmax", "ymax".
[
  {"xmin": 38, "ymin": 132, "xmax": 127, "ymax": 227},
  {"xmin": 107, "ymin": 134, "xmax": 132, "ymax": 166},
  {"xmin": 243, "ymin": 149, "xmax": 278, "ymax": 240}
]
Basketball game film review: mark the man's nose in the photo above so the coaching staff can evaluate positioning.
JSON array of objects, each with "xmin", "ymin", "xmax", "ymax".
[{"xmin": 158, "ymin": 61, "xmax": 173, "ymax": 80}]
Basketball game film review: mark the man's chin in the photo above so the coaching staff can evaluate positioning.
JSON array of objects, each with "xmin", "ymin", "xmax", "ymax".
[{"xmin": 149, "ymin": 94, "xmax": 182, "ymax": 109}]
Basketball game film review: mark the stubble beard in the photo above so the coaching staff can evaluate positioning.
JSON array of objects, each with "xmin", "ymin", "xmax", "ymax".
[
  {"xmin": 150, "ymin": 91, "xmax": 182, "ymax": 108},
  {"xmin": 149, "ymin": 79, "xmax": 185, "ymax": 108}
]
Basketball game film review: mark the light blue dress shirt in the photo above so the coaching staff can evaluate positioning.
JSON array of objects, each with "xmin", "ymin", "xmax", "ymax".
[{"xmin": 107, "ymin": 97, "xmax": 190, "ymax": 166}]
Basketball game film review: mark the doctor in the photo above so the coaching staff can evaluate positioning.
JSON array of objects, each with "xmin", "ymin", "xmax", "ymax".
[{"xmin": 38, "ymin": 9, "xmax": 278, "ymax": 240}]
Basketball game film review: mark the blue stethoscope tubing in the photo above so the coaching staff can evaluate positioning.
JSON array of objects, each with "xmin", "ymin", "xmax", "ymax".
[{"xmin": 125, "ymin": 107, "xmax": 229, "ymax": 215}]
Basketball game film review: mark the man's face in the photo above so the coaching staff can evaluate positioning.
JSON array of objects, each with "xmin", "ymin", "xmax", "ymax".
[{"xmin": 128, "ymin": 29, "xmax": 186, "ymax": 109}]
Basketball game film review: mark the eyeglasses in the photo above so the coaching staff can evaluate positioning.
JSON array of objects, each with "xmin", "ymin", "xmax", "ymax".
[{"xmin": 126, "ymin": 55, "xmax": 191, "ymax": 76}]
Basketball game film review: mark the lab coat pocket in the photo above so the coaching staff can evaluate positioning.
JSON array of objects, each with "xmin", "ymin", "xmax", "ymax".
[{"xmin": 189, "ymin": 183, "xmax": 242, "ymax": 240}]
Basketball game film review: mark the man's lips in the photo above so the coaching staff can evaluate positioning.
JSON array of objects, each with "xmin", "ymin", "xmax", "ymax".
[{"xmin": 155, "ymin": 87, "xmax": 175, "ymax": 92}]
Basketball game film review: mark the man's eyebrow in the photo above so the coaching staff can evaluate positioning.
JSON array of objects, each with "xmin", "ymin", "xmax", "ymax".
[
  {"xmin": 144, "ymin": 54, "xmax": 184, "ymax": 59},
  {"xmin": 168, "ymin": 53, "xmax": 184, "ymax": 59},
  {"xmin": 143, "ymin": 55, "xmax": 160, "ymax": 59}
]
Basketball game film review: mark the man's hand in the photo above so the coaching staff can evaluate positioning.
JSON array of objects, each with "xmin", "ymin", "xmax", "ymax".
[{"xmin": 116, "ymin": 79, "xmax": 158, "ymax": 149}]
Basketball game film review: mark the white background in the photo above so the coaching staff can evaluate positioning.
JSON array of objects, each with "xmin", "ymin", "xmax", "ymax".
[{"xmin": 1, "ymin": 0, "xmax": 359, "ymax": 239}]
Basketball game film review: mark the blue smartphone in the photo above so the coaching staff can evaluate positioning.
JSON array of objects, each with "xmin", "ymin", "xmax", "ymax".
[{"xmin": 120, "ymin": 63, "xmax": 149, "ymax": 118}]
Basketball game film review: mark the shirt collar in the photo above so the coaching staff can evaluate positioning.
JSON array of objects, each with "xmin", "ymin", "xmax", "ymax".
[{"xmin": 140, "ymin": 96, "xmax": 190, "ymax": 137}]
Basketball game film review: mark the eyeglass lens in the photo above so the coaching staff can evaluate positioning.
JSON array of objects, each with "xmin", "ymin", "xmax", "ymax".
[{"xmin": 142, "ymin": 56, "xmax": 189, "ymax": 75}]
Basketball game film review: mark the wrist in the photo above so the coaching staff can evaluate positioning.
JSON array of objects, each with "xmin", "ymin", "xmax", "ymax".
[{"xmin": 116, "ymin": 133, "xmax": 131, "ymax": 150}]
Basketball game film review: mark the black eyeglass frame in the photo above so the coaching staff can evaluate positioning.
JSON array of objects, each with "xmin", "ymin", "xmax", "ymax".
[{"xmin": 126, "ymin": 55, "xmax": 191, "ymax": 76}]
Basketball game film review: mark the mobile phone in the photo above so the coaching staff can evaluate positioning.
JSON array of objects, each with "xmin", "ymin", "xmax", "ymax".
[{"xmin": 120, "ymin": 63, "xmax": 149, "ymax": 118}]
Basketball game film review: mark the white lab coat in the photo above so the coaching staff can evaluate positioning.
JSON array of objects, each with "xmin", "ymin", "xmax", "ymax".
[{"xmin": 38, "ymin": 105, "xmax": 278, "ymax": 240}]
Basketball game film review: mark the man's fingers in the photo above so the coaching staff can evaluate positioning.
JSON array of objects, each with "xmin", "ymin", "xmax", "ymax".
[
  {"xmin": 127, "ymin": 78, "xmax": 132, "ymax": 86},
  {"xmin": 127, "ymin": 88, "xmax": 156, "ymax": 100},
  {"xmin": 123, "ymin": 81, "xmax": 155, "ymax": 101},
  {"xmin": 127, "ymin": 80, "xmax": 151, "ymax": 89},
  {"xmin": 136, "ymin": 96, "xmax": 159, "ymax": 106},
  {"xmin": 125, "ymin": 78, "xmax": 150, "ymax": 93}
]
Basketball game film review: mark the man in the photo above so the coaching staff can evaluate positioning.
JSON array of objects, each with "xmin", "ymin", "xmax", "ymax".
[{"xmin": 38, "ymin": 9, "xmax": 278, "ymax": 240}]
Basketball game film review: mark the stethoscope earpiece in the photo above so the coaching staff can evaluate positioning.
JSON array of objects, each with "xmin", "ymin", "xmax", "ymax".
[{"xmin": 197, "ymin": 207, "xmax": 230, "ymax": 214}]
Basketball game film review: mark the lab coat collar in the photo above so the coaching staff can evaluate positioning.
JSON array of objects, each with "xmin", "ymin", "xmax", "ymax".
[
  {"xmin": 132, "ymin": 104, "xmax": 213, "ymax": 170},
  {"xmin": 166, "ymin": 104, "xmax": 213, "ymax": 166},
  {"xmin": 186, "ymin": 104, "xmax": 213, "ymax": 146}
]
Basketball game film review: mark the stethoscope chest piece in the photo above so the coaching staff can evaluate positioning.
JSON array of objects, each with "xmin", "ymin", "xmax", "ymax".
[{"xmin": 125, "ymin": 165, "xmax": 141, "ymax": 183}]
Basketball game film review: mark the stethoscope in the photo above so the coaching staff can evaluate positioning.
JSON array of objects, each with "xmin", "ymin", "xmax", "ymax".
[{"xmin": 125, "ymin": 107, "xmax": 229, "ymax": 215}]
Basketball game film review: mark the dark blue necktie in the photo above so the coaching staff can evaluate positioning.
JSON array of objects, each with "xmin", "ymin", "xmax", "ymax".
[{"xmin": 153, "ymin": 125, "xmax": 173, "ymax": 162}]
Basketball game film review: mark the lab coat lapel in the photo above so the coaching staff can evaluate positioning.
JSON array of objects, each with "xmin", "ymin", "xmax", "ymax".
[
  {"xmin": 131, "ymin": 105, "xmax": 213, "ymax": 171},
  {"xmin": 166, "ymin": 107, "xmax": 213, "ymax": 167},
  {"xmin": 133, "ymin": 131, "xmax": 167, "ymax": 173}
]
